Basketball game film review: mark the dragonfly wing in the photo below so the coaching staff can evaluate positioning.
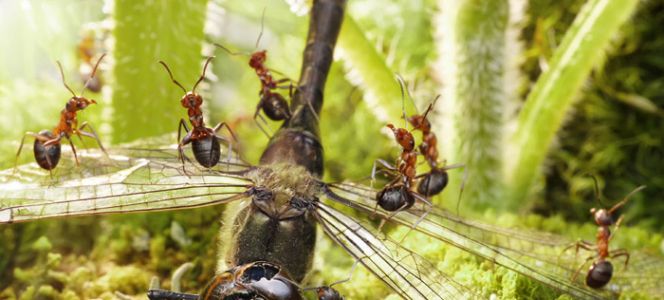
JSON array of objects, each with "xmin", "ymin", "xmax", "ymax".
[
  {"xmin": 324, "ymin": 182, "xmax": 614, "ymax": 300},
  {"xmin": 0, "ymin": 139, "xmax": 252, "ymax": 223},
  {"xmin": 314, "ymin": 201, "xmax": 474, "ymax": 300}
]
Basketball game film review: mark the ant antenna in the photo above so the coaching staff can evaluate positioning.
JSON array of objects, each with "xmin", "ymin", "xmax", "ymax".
[
  {"xmin": 608, "ymin": 185, "xmax": 646, "ymax": 214},
  {"xmin": 192, "ymin": 56, "xmax": 214, "ymax": 93},
  {"xmin": 395, "ymin": 75, "xmax": 408, "ymax": 128},
  {"xmin": 588, "ymin": 174, "xmax": 605, "ymax": 207},
  {"xmin": 214, "ymin": 43, "xmax": 246, "ymax": 56},
  {"xmin": 56, "ymin": 61, "xmax": 77, "ymax": 98},
  {"xmin": 255, "ymin": 8, "xmax": 267, "ymax": 49},
  {"xmin": 158, "ymin": 61, "xmax": 188, "ymax": 94},
  {"xmin": 80, "ymin": 53, "xmax": 107, "ymax": 97},
  {"xmin": 421, "ymin": 94, "xmax": 440, "ymax": 121}
]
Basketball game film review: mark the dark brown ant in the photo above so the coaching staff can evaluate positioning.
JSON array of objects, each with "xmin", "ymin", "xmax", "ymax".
[
  {"xmin": 158, "ymin": 57, "xmax": 236, "ymax": 169},
  {"xmin": 14, "ymin": 54, "xmax": 108, "ymax": 175},
  {"xmin": 565, "ymin": 178, "xmax": 646, "ymax": 288}
]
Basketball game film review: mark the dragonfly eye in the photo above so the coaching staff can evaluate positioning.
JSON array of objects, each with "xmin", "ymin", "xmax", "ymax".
[
  {"xmin": 239, "ymin": 262, "xmax": 280, "ymax": 282},
  {"xmin": 251, "ymin": 187, "xmax": 275, "ymax": 202},
  {"xmin": 586, "ymin": 260, "xmax": 613, "ymax": 289}
]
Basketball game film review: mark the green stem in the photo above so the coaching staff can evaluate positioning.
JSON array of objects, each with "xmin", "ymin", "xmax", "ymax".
[
  {"xmin": 505, "ymin": 0, "xmax": 639, "ymax": 204},
  {"xmin": 337, "ymin": 16, "xmax": 408, "ymax": 122},
  {"xmin": 112, "ymin": 0, "xmax": 208, "ymax": 143},
  {"xmin": 436, "ymin": 0, "xmax": 509, "ymax": 209}
]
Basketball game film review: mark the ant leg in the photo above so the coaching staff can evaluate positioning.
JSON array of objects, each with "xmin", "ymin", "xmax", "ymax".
[
  {"xmin": 571, "ymin": 255, "xmax": 597, "ymax": 282},
  {"xmin": 212, "ymin": 122, "xmax": 238, "ymax": 165},
  {"xmin": 561, "ymin": 240, "xmax": 595, "ymax": 264},
  {"xmin": 177, "ymin": 119, "xmax": 192, "ymax": 170},
  {"xmin": 14, "ymin": 132, "xmax": 45, "ymax": 172},
  {"xmin": 610, "ymin": 249, "xmax": 630, "ymax": 270},
  {"xmin": 609, "ymin": 215, "xmax": 625, "ymax": 242},
  {"xmin": 63, "ymin": 134, "xmax": 79, "ymax": 167},
  {"xmin": 456, "ymin": 166, "xmax": 468, "ymax": 216},
  {"xmin": 397, "ymin": 192, "xmax": 433, "ymax": 243},
  {"xmin": 78, "ymin": 121, "xmax": 108, "ymax": 157},
  {"xmin": 371, "ymin": 159, "xmax": 397, "ymax": 188}
]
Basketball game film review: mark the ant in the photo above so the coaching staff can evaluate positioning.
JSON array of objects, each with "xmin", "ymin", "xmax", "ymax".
[
  {"xmin": 406, "ymin": 97, "xmax": 465, "ymax": 198},
  {"xmin": 158, "ymin": 57, "xmax": 236, "ymax": 169},
  {"xmin": 565, "ymin": 176, "xmax": 646, "ymax": 288},
  {"xmin": 77, "ymin": 31, "xmax": 103, "ymax": 93},
  {"xmin": 372, "ymin": 79, "xmax": 434, "ymax": 214},
  {"xmin": 214, "ymin": 11, "xmax": 305, "ymax": 137},
  {"xmin": 303, "ymin": 259, "xmax": 357, "ymax": 300},
  {"xmin": 14, "ymin": 54, "xmax": 108, "ymax": 175}
]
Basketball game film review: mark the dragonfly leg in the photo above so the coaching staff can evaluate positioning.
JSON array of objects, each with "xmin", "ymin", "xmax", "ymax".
[{"xmin": 610, "ymin": 248, "xmax": 630, "ymax": 269}]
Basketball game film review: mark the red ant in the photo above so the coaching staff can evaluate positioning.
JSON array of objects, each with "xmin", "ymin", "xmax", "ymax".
[
  {"xmin": 77, "ymin": 31, "xmax": 103, "ymax": 93},
  {"xmin": 14, "ymin": 54, "xmax": 108, "ymax": 175},
  {"xmin": 158, "ymin": 57, "xmax": 236, "ymax": 169},
  {"xmin": 406, "ymin": 97, "xmax": 465, "ymax": 198},
  {"xmin": 214, "ymin": 11, "xmax": 308, "ymax": 137},
  {"xmin": 565, "ymin": 177, "xmax": 646, "ymax": 288},
  {"xmin": 372, "ymin": 79, "xmax": 434, "ymax": 213}
]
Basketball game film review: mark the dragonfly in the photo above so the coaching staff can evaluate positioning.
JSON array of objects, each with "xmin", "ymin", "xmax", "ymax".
[{"xmin": 4, "ymin": 138, "xmax": 664, "ymax": 299}]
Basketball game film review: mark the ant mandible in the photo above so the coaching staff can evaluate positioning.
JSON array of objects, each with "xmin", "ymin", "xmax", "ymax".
[
  {"xmin": 14, "ymin": 54, "xmax": 108, "ymax": 175},
  {"xmin": 158, "ymin": 57, "xmax": 236, "ymax": 169},
  {"xmin": 565, "ymin": 177, "xmax": 646, "ymax": 288}
]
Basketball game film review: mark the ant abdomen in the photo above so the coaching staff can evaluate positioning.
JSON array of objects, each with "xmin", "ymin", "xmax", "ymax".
[
  {"xmin": 317, "ymin": 286, "xmax": 343, "ymax": 300},
  {"xmin": 417, "ymin": 168, "xmax": 449, "ymax": 197},
  {"xmin": 376, "ymin": 185, "xmax": 415, "ymax": 212},
  {"xmin": 33, "ymin": 130, "xmax": 61, "ymax": 170},
  {"xmin": 586, "ymin": 260, "xmax": 613, "ymax": 288},
  {"xmin": 262, "ymin": 92, "xmax": 291, "ymax": 121},
  {"xmin": 191, "ymin": 135, "xmax": 220, "ymax": 168}
]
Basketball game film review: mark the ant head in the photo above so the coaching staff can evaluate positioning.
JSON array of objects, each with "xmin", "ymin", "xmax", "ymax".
[
  {"xmin": 387, "ymin": 124, "xmax": 415, "ymax": 151},
  {"xmin": 407, "ymin": 115, "xmax": 430, "ymax": 132},
  {"xmin": 591, "ymin": 207, "xmax": 613, "ymax": 226},
  {"xmin": 180, "ymin": 92, "xmax": 203, "ymax": 109},
  {"xmin": 66, "ymin": 97, "xmax": 96, "ymax": 112},
  {"xmin": 249, "ymin": 50, "xmax": 267, "ymax": 69}
]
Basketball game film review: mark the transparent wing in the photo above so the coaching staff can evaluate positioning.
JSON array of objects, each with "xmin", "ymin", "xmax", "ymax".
[
  {"xmin": 314, "ymin": 201, "xmax": 475, "ymax": 300},
  {"xmin": 324, "ymin": 182, "xmax": 656, "ymax": 300},
  {"xmin": 0, "ymin": 135, "xmax": 253, "ymax": 223}
]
